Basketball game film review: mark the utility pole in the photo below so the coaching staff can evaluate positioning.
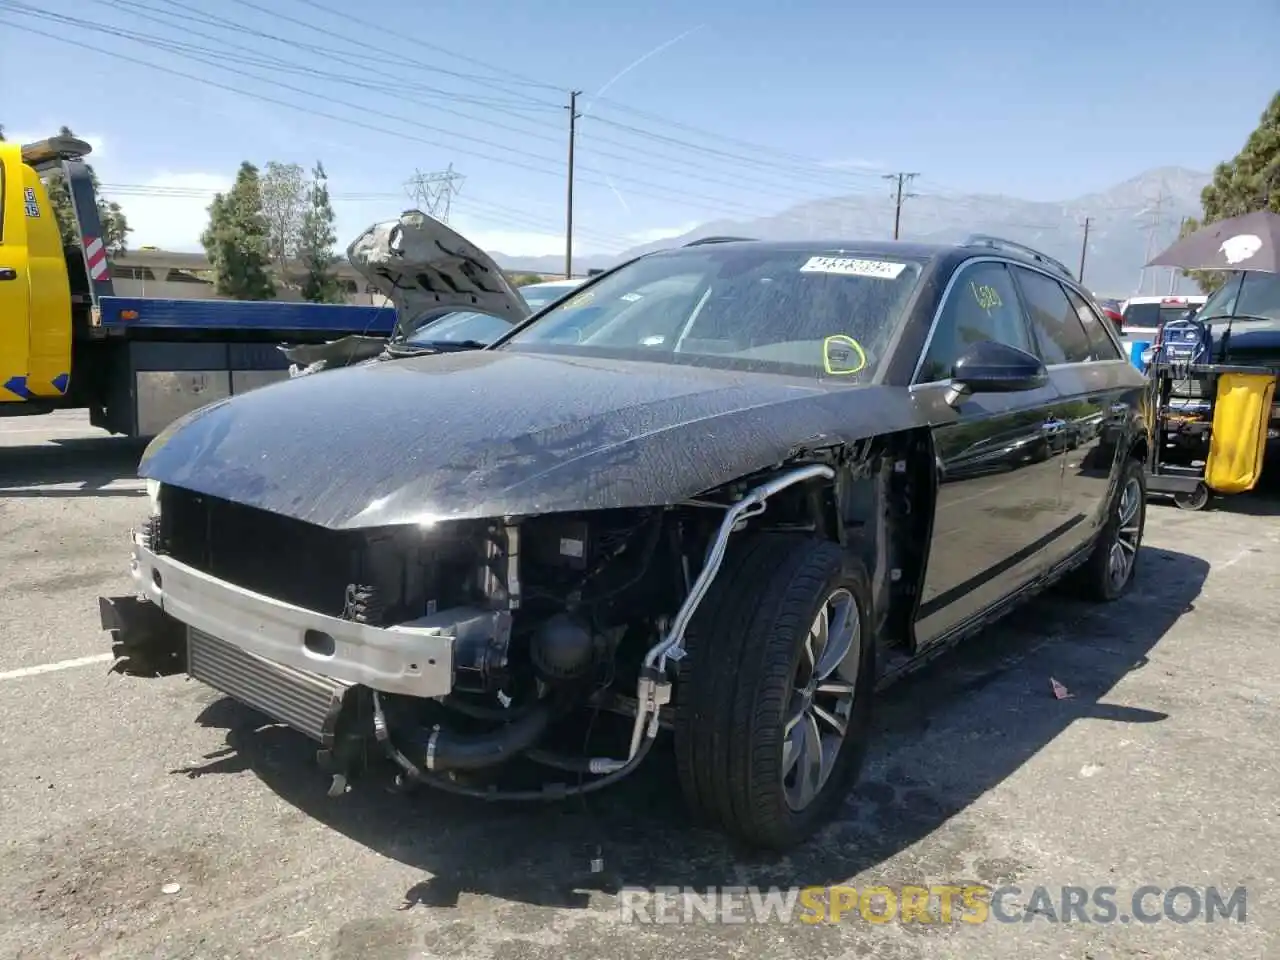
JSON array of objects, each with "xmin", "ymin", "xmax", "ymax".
[
  {"xmin": 565, "ymin": 90, "xmax": 581, "ymax": 279},
  {"xmin": 1078, "ymin": 217, "xmax": 1091, "ymax": 283},
  {"xmin": 883, "ymin": 172, "xmax": 918, "ymax": 240},
  {"xmin": 405, "ymin": 164, "xmax": 464, "ymax": 223}
]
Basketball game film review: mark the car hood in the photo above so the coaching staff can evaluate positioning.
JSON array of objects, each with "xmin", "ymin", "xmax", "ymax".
[
  {"xmin": 139, "ymin": 351, "xmax": 921, "ymax": 530},
  {"xmin": 345, "ymin": 209, "xmax": 530, "ymax": 328}
]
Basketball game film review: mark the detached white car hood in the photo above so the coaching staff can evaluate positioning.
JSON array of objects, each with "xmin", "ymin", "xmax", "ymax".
[{"xmin": 345, "ymin": 209, "xmax": 530, "ymax": 324}]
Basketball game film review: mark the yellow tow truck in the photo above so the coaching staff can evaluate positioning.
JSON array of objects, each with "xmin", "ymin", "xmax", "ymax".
[{"xmin": 0, "ymin": 135, "xmax": 396, "ymax": 436}]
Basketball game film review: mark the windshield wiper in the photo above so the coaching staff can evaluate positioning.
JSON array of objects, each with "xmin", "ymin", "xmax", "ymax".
[
  {"xmin": 382, "ymin": 341, "xmax": 439, "ymax": 357},
  {"xmin": 410, "ymin": 339, "xmax": 489, "ymax": 351}
]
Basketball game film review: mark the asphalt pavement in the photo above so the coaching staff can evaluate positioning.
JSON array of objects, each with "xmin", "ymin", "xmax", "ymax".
[{"xmin": 1, "ymin": 411, "xmax": 1277, "ymax": 960}]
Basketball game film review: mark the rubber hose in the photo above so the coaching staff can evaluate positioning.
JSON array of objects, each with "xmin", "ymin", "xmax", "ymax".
[
  {"xmin": 412, "ymin": 733, "xmax": 657, "ymax": 800},
  {"xmin": 418, "ymin": 702, "xmax": 553, "ymax": 772}
]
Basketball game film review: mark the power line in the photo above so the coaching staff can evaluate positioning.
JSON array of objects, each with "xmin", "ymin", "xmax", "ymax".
[
  {"xmin": 90, "ymin": 0, "xmax": 886, "ymax": 207},
  {"xmin": 287, "ymin": 0, "xmax": 564, "ymax": 94},
  {"xmin": 7, "ymin": 8, "xmax": 854, "ymax": 225},
  {"xmin": 883, "ymin": 172, "xmax": 918, "ymax": 239},
  {"xmin": 121, "ymin": 0, "xmax": 892, "ymax": 195}
]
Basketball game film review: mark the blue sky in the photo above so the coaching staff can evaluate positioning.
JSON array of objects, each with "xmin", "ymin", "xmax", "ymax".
[{"xmin": 3, "ymin": 0, "xmax": 1277, "ymax": 258}]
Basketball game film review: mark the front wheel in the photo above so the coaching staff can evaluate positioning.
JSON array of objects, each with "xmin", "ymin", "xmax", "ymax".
[{"xmin": 674, "ymin": 534, "xmax": 876, "ymax": 851}]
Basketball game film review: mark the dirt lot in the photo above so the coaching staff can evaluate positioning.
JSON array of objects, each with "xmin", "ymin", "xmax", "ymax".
[{"xmin": 1, "ymin": 412, "xmax": 1278, "ymax": 960}]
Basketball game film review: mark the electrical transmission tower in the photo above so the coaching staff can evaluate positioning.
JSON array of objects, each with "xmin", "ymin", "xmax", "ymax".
[
  {"xmin": 405, "ymin": 165, "xmax": 465, "ymax": 223},
  {"xmin": 1137, "ymin": 186, "xmax": 1170, "ymax": 295}
]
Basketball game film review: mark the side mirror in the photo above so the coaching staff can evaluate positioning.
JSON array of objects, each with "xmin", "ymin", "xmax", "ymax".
[{"xmin": 945, "ymin": 340, "xmax": 1048, "ymax": 406}]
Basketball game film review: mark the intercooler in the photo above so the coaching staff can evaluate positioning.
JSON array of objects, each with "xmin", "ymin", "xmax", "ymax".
[{"xmin": 187, "ymin": 627, "xmax": 351, "ymax": 746}]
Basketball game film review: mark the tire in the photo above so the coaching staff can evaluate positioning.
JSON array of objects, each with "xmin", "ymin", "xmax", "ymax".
[
  {"xmin": 674, "ymin": 533, "xmax": 876, "ymax": 851},
  {"xmin": 1068, "ymin": 455, "xmax": 1146, "ymax": 602},
  {"xmin": 1173, "ymin": 482, "xmax": 1211, "ymax": 511}
]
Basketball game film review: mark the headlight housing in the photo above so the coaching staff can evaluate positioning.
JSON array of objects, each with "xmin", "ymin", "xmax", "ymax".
[{"xmin": 145, "ymin": 478, "xmax": 162, "ymax": 516}]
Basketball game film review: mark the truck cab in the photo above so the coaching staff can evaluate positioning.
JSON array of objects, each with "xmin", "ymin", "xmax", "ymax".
[{"xmin": 0, "ymin": 135, "xmax": 87, "ymax": 405}]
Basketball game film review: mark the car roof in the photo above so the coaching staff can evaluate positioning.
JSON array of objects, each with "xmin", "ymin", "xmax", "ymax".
[{"xmin": 644, "ymin": 236, "xmax": 1079, "ymax": 281}]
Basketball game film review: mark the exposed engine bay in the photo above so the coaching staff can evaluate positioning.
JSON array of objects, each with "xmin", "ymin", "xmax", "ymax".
[{"xmin": 116, "ymin": 447, "xmax": 917, "ymax": 802}]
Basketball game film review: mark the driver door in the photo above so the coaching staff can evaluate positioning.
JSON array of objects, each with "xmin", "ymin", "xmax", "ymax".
[{"xmin": 910, "ymin": 259, "xmax": 1070, "ymax": 649}]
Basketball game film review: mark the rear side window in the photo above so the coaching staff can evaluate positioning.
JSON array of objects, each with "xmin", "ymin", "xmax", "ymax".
[
  {"xmin": 1011, "ymin": 265, "xmax": 1096, "ymax": 364},
  {"xmin": 1063, "ymin": 287, "xmax": 1123, "ymax": 360}
]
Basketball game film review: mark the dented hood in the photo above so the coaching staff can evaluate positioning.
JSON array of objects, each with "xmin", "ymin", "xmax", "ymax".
[
  {"xmin": 138, "ymin": 350, "xmax": 922, "ymax": 530},
  {"xmin": 346, "ymin": 209, "xmax": 529, "ymax": 325}
]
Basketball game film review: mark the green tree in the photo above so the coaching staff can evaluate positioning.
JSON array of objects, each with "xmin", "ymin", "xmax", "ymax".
[
  {"xmin": 298, "ymin": 161, "xmax": 343, "ymax": 303},
  {"xmin": 1181, "ymin": 91, "xmax": 1280, "ymax": 293},
  {"xmin": 260, "ymin": 160, "xmax": 307, "ymax": 279},
  {"xmin": 506, "ymin": 272, "xmax": 545, "ymax": 286},
  {"xmin": 200, "ymin": 161, "xmax": 276, "ymax": 300}
]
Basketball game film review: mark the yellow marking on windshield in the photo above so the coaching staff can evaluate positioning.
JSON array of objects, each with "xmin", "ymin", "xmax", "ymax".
[
  {"xmin": 823, "ymin": 335, "xmax": 867, "ymax": 376},
  {"xmin": 565, "ymin": 291, "xmax": 595, "ymax": 308}
]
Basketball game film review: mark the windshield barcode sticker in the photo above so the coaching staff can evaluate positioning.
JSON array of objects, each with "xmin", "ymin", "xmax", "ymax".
[{"xmin": 799, "ymin": 256, "xmax": 905, "ymax": 278}]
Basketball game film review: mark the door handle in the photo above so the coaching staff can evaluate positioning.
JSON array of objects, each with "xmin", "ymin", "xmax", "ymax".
[{"xmin": 0, "ymin": 268, "xmax": 18, "ymax": 281}]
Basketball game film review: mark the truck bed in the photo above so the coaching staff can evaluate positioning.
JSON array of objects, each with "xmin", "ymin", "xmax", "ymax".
[
  {"xmin": 73, "ymin": 296, "xmax": 401, "ymax": 436},
  {"xmin": 96, "ymin": 296, "xmax": 396, "ymax": 338}
]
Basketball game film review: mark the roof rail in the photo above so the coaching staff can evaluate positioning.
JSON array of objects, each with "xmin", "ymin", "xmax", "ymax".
[
  {"xmin": 963, "ymin": 233, "xmax": 1073, "ymax": 279},
  {"xmin": 684, "ymin": 235, "xmax": 757, "ymax": 246},
  {"xmin": 19, "ymin": 135, "xmax": 95, "ymax": 173}
]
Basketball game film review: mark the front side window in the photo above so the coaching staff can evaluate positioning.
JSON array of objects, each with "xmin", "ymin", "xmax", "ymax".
[
  {"xmin": 1011, "ymin": 265, "xmax": 1096, "ymax": 364},
  {"xmin": 501, "ymin": 246, "xmax": 928, "ymax": 380},
  {"xmin": 917, "ymin": 260, "xmax": 1032, "ymax": 383}
]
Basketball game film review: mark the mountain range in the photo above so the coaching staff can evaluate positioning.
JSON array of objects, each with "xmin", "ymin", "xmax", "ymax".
[{"xmin": 489, "ymin": 166, "xmax": 1213, "ymax": 298}]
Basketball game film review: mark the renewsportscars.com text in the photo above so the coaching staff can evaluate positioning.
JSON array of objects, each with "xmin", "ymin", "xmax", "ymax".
[{"xmin": 617, "ymin": 884, "xmax": 1248, "ymax": 925}]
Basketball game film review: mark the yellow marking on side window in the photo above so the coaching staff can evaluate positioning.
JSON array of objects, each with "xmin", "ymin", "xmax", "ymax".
[
  {"xmin": 823, "ymin": 335, "xmax": 867, "ymax": 376},
  {"xmin": 970, "ymin": 281, "xmax": 1003, "ymax": 314}
]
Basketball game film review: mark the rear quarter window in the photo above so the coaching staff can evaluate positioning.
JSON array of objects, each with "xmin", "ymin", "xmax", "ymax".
[
  {"xmin": 1064, "ymin": 287, "xmax": 1123, "ymax": 360},
  {"xmin": 1010, "ymin": 265, "xmax": 1096, "ymax": 364}
]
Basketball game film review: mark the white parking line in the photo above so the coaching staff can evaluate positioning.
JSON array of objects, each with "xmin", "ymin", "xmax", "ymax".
[{"xmin": 0, "ymin": 653, "xmax": 114, "ymax": 682}]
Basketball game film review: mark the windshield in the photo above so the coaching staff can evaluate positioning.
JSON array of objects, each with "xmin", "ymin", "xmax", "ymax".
[
  {"xmin": 520, "ymin": 282, "xmax": 582, "ymax": 311},
  {"xmin": 1122, "ymin": 301, "xmax": 1202, "ymax": 328},
  {"xmin": 499, "ymin": 246, "xmax": 926, "ymax": 379},
  {"xmin": 1198, "ymin": 272, "xmax": 1280, "ymax": 322},
  {"xmin": 403, "ymin": 310, "xmax": 517, "ymax": 347}
]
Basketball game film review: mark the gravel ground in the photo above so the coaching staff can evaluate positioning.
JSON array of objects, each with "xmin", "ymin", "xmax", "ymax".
[{"xmin": 1, "ymin": 412, "xmax": 1277, "ymax": 960}]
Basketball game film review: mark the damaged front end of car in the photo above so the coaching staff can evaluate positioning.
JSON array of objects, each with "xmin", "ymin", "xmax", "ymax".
[{"xmin": 101, "ymin": 456, "xmax": 847, "ymax": 799}]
